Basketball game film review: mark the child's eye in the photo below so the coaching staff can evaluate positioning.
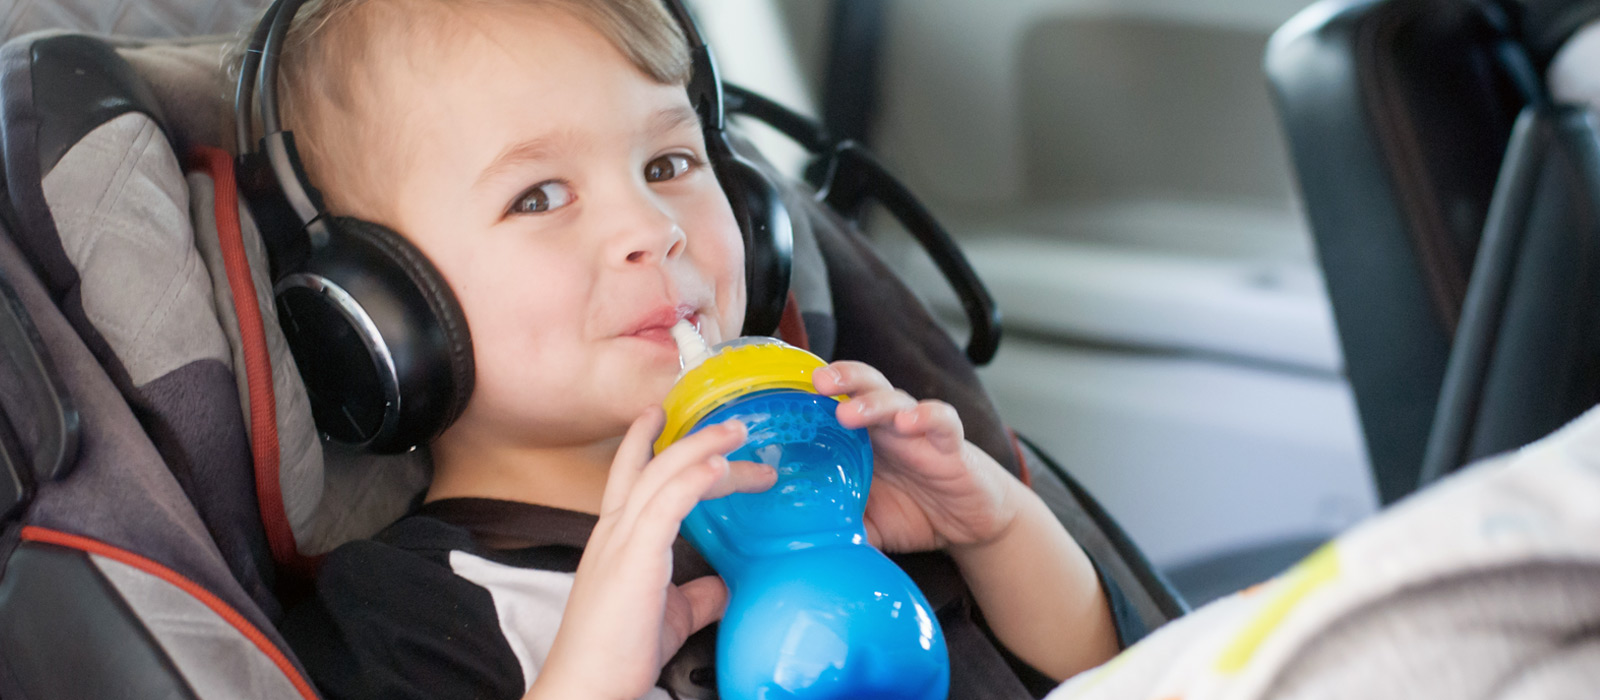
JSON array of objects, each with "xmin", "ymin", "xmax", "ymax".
[
  {"xmin": 644, "ymin": 153, "xmax": 698, "ymax": 183},
  {"xmin": 508, "ymin": 180, "xmax": 575, "ymax": 215}
]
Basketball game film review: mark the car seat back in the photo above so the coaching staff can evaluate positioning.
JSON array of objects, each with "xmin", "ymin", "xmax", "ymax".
[
  {"xmin": 2, "ymin": 0, "xmax": 267, "ymax": 41},
  {"xmin": 0, "ymin": 30, "xmax": 317, "ymax": 700},
  {"xmin": 1419, "ymin": 16, "xmax": 1600, "ymax": 486},
  {"xmin": 1267, "ymin": 0, "xmax": 1600, "ymax": 501}
]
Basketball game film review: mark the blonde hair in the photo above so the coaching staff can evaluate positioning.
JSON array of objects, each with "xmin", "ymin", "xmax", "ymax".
[{"xmin": 244, "ymin": 0, "xmax": 690, "ymax": 219}]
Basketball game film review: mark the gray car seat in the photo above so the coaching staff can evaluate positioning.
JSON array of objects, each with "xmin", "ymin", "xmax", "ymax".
[
  {"xmin": 2, "ymin": 0, "xmax": 266, "ymax": 40},
  {"xmin": 1267, "ymin": 0, "xmax": 1600, "ymax": 503},
  {"xmin": 0, "ymin": 11, "xmax": 1183, "ymax": 700}
]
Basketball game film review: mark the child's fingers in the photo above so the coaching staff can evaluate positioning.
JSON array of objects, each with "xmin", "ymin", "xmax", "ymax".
[
  {"xmin": 701, "ymin": 460, "xmax": 778, "ymax": 500},
  {"xmin": 610, "ymin": 420, "xmax": 747, "ymax": 543},
  {"xmin": 610, "ymin": 454, "xmax": 732, "ymax": 566},
  {"xmin": 616, "ymin": 457, "xmax": 775, "ymax": 568},
  {"xmin": 812, "ymin": 360, "xmax": 893, "ymax": 396},
  {"xmin": 817, "ymin": 362, "xmax": 938, "ymax": 431},
  {"xmin": 839, "ymin": 388, "xmax": 919, "ymax": 429},
  {"xmin": 893, "ymin": 400, "xmax": 965, "ymax": 451},
  {"xmin": 627, "ymin": 419, "xmax": 746, "ymax": 508},
  {"xmin": 629, "ymin": 452, "xmax": 735, "ymax": 547},
  {"xmin": 864, "ymin": 518, "xmax": 884, "ymax": 549},
  {"xmin": 661, "ymin": 576, "xmax": 730, "ymax": 658},
  {"xmin": 678, "ymin": 576, "xmax": 730, "ymax": 630},
  {"xmin": 599, "ymin": 407, "xmax": 666, "ymax": 516}
]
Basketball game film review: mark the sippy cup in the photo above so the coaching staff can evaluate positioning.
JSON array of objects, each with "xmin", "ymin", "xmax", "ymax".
[{"xmin": 655, "ymin": 322, "xmax": 949, "ymax": 700}]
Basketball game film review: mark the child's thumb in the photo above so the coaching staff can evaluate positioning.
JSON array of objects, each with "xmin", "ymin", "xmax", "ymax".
[{"xmin": 661, "ymin": 576, "xmax": 729, "ymax": 658}]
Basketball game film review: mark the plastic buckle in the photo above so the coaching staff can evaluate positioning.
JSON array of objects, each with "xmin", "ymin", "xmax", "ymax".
[{"xmin": 0, "ymin": 267, "xmax": 79, "ymax": 524}]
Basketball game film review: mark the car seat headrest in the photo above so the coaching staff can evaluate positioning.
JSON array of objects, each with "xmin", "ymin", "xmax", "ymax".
[
  {"xmin": 4, "ymin": 32, "xmax": 427, "ymax": 588},
  {"xmin": 29, "ymin": 34, "xmax": 167, "ymax": 176}
]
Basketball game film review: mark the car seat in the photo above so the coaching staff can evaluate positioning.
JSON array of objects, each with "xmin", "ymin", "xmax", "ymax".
[
  {"xmin": 0, "ymin": 8, "xmax": 1184, "ymax": 700},
  {"xmin": 1267, "ymin": 0, "xmax": 1600, "ymax": 504}
]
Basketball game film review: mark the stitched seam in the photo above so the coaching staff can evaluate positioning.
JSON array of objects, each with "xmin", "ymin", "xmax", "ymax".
[{"xmin": 118, "ymin": 124, "xmax": 194, "ymax": 357}]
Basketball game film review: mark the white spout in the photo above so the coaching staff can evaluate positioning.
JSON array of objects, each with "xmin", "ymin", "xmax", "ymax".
[{"xmin": 671, "ymin": 319, "xmax": 712, "ymax": 373}]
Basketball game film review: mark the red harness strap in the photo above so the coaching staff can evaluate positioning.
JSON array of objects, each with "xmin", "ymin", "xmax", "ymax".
[
  {"xmin": 184, "ymin": 147, "xmax": 313, "ymax": 580},
  {"xmin": 776, "ymin": 290, "xmax": 810, "ymax": 350}
]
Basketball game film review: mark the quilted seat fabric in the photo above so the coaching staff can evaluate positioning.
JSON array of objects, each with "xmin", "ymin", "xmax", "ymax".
[{"xmin": 3, "ymin": 0, "xmax": 269, "ymax": 44}]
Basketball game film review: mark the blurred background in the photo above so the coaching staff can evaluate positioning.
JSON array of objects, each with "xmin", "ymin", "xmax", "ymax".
[{"xmin": 0, "ymin": 0, "xmax": 1377, "ymax": 605}]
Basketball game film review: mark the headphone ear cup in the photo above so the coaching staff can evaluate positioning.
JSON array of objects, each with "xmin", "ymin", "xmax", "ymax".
[
  {"xmin": 274, "ymin": 217, "xmax": 474, "ymax": 453},
  {"xmin": 708, "ymin": 132, "xmax": 794, "ymax": 336}
]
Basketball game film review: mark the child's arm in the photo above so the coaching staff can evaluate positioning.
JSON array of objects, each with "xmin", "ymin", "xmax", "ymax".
[
  {"xmin": 813, "ymin": 362, "xmax": 1121, "ymax": 681},
  {"xmin": 526, "ymin": 408, "xmax": 775, "ymax": 700},
  {"xmin": 946, "ymin": 477, "xmax": 1121, "ymax": 680}
]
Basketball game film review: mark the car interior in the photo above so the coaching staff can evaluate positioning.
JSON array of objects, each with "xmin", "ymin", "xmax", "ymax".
[{"xmin": 1, "ymin": 0, "xmax": 1598, "ymax": 697}]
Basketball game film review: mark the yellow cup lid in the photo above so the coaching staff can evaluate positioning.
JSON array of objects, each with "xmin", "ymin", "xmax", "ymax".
[{"xmin": 655, "ymin": 337, "xmax": 838, "ymax": 454}]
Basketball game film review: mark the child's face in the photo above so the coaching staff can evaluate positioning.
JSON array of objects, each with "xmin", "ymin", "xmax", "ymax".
[{"xmin": 370, "ymin": 6, "xmax": 746, "ymax": 446}]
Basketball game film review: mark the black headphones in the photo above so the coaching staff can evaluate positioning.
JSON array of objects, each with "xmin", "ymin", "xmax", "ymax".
[{"xmin": 234, "ymin": 0, "xmax": 794, "ymax": 454}]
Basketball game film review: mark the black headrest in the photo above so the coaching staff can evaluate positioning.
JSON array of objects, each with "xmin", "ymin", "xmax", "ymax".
[
  {"xmin": 1268, "ymin": 0, "xmax": 1524, "ymax": 502},
  {"xmin": 28, "ymin": 34, "xmax": 168, "ymax": 177}
]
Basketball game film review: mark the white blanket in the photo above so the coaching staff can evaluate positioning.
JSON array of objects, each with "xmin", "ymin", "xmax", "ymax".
[{"xmin": 1050, "ymin": 404, "xmax": 1600, "ymax": 699}]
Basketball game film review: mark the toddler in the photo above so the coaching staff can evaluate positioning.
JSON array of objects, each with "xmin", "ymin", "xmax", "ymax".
[{"xmin": 266, "ymin": 1, "xmax": 1119, "ymax": 698}]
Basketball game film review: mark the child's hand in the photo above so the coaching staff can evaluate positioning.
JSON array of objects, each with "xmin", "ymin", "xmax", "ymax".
[
  {"xmin": 816, "ymin": 362, "xmax": 1122, "ymax": 679},
  {"xmin": 813, "ymin": 361, "xmax": 1020, "ymax": 555},
  {"xmin": 529, "ymin": 409, "xmax": 776, "ymax": 700}
]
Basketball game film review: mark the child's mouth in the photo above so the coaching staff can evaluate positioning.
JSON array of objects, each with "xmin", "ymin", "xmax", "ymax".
[
  {"xmin": 629, "ymin": 326, "xmax": 680, "ymax": 344},
  {"xmin": 623, "ymin": 306, "xmax": 701, "ymax": 347}
]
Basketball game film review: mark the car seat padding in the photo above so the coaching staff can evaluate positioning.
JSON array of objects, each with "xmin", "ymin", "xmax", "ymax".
[
  {"xmin": 43, "ymin": 112, "xmax": 231, "ymax": 387},
  {"xmin": 0, "ymin": 180, "xmax": 294, "ymax": 646},
  {"xmin": 39, "ymin": 108, "xmax": 282, "ymax": 608},
  {"xmin": 31, "ymin": 34, "xmax": 168, "ymax": 178},
  {"xmin": 0, "ymin": 541, "xmax": 199, "ymax": 700},
  {"xmin": 19, "ymin": 526, "xmax": 318, "ymax": 700},
  {"xmin": 815, "ymin": 203, "xmax": 1020, "ymax": 477},
  {"xmin": 3, "ymin": 33, "xmax": 293, "ymax": 618}
]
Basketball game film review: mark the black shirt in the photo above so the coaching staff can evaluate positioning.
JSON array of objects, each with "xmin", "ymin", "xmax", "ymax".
[{"xmin": 281, "ymin": 497, "xmax": 1135, "ymax": 699}]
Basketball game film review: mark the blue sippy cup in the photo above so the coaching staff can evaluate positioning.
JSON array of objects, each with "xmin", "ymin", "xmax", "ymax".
[{"xmin": 655, "ymin": 326, "xmax": 949, "ymax": 700}]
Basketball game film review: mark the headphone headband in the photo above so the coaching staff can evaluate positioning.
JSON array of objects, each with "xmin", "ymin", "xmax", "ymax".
[
  {"xmin": 661, "ymin": 0, "xmax": 724, "ymax": 131},
  {"xmin": 232, "ymin": 0, "xmax": 274, "ymax": 156},
  {"xmin": 255, "ymin": 0, "xmax": 299, "ymax": 137}
]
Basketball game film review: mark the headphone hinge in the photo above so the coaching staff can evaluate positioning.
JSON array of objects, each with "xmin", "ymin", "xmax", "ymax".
[{"xmin": 235, "ymin": 149, "xmax": 312, "ymax": 278}]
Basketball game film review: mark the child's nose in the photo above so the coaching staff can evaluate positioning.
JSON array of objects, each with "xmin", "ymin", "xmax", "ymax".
[
  {"xmin": 623, "ymin": 227, "xmax": 686, "ymax": 265},
  {"xmin": 611, "ymin": 200, "xmax": 688, "ymax": 266}
]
